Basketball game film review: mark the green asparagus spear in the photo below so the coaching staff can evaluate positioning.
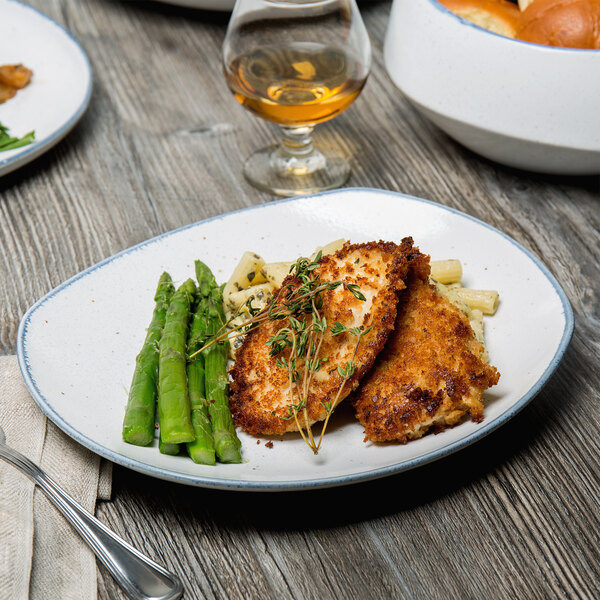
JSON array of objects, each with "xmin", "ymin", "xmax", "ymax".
[
  {"xmin": 158, "ymin": 440, "xmax": 181, "ymax": 455},
  {"xmin": 195, "ymin": 259, "xmax": 217, "ymax": 298},
  {"xmin": 122, "ymin": 272, "xmax": 174, "ymax": 446},
  {"xmin": 185, "ymin": 295, "xmax": 216, "ymax": 465},
  {"xmin": 204, "ymin": 285, "xmax": 242, "ymax": 464},
  {"xmin": 157, "ymin": 278, "xmax": 197, "ymax": 444}
]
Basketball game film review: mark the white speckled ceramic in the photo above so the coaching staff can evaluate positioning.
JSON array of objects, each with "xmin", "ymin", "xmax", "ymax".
[
  {"xmin": 384, "ymin": 0, "xmax": 600, "ymax": 174},
  {"xmin": 0, "ymin": 0, "xmax": 92, "ymax": 177},
  {"xmin": 18, "ymin": 189, "xmax": 573, "ymax": 491}
]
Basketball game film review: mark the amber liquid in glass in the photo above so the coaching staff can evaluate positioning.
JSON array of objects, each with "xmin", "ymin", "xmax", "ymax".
[{"xmin": 225, "ymin": 42, "xmax": 367, "ymax": 127}]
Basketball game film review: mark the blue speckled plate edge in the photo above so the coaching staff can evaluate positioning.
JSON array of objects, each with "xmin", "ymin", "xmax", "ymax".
[
  {"xmin": 0, "ymin": 0, "xmax": 92, "ymax": 177},
  {"xmin": 17, "ymin": 188, "xmax": 574, "ymax": 491}
]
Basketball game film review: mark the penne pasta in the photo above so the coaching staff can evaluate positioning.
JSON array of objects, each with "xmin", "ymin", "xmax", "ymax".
[
  {"xmin": 430, "ymin": 259, "xmax": 463, "ymax": 284},
  {"xmin": 310, "ymin": 238, "xmax": 346, "ymax": 260},
  {"xmin": 227, "ymin": 282, "xmax": 274, "ymax": 314},
  {"xmin": 223, "ymin": 251, "xmax": 268, "ymax": 304},
  {"xmin": 260, "ymin": 261, "xmax": 293, "ymax": 287},
  {"xmin": 469, "ymin": 309, "xmax": 489, "ymax": 362},
  {"xmin": 453, "ymin": 288, "xmax": 499, "ymax": 315}
]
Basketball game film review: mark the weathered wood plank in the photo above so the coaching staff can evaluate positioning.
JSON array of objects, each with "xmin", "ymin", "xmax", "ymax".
[{"xmin": 0, "ymin": 0, "xmax": 598, "ymax": 599}]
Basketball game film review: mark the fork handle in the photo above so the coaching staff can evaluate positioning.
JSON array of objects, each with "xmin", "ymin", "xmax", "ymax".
[{"xmin": 0, "ymin": 443, "xmax": 183, "ymax": 600}]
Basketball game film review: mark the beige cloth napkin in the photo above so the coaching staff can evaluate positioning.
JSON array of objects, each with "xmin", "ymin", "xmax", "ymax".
[{"xmin": 0, "ymin": 355, "xmax": 112, "ymax": 600}]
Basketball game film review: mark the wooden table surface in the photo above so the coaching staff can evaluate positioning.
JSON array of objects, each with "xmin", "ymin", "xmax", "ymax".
[{"xmin": 2, "ymin": 1, "xmax": 599, "ymax": 598}]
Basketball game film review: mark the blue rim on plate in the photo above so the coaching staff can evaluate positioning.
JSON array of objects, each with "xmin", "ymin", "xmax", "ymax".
[
  {"xmin": 0, "ymin": 0, "xmax": 93, "ymax": 177},
  {"xmin": 17, "ymin": 188, "xmax": 574, "ymax": 491}
]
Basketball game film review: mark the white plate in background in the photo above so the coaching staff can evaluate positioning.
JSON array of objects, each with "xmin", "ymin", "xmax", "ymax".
[
  {"xmin": 17, "ymin": 189, "xmax": 573, "ymax": 491},
  {"xmin": 0, "ymin": 0, "xmax": 91, "ymax": 177}
]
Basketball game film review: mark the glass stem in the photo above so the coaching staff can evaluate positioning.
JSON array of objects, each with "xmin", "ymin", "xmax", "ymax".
[
  {"xmin": 280, "ymin": 125, "xmax": 315, "ymax": 158},
  {"xmin": 272, "ymin": 125, "xmax": 325, "ymax": 176}
]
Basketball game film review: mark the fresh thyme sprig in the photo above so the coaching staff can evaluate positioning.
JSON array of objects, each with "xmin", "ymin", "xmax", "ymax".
[
  {"xmin": 189, "ymin": 251, "xmax": 365, "ymax": 359},
  {"xmin": 270, "ymin": 315, "xmax": 373, "ymax": 453},
  {"xmin": 188, "ymin": 251, "xmax": 371, "ymax": 454},
  {"xmin": 315, "ymin": 322, "xmax": 372, "ymax": 451}
]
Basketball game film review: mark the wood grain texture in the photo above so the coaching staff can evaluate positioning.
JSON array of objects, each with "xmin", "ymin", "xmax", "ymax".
[{"xmin": 1, "ymin": 1, "xmax": 598, "ymax": 599}]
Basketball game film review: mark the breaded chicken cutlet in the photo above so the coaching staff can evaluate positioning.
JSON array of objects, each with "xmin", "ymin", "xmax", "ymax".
[
  {"xmin": 352, "ymin": 263, "xmax": 500, "ymax": 443},
  {"xmin": 229, "ymin": 239, "xmax": 424, "ymax": 435}
]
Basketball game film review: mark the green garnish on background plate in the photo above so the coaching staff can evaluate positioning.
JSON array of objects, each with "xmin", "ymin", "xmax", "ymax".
[{"xmin": 0, "ymin": 121, "xmax": 35, "ymax": 152}]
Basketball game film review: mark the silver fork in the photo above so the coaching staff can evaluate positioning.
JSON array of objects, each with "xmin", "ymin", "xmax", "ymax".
[{"xmin": 0, "ymin": 424, "xmax": 183, "ymax": 600}]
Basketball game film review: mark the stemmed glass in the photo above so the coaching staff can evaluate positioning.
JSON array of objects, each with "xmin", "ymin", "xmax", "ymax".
[{"xmin": 223, "ymin": 0, "xmax": 371, "ymax": 196}]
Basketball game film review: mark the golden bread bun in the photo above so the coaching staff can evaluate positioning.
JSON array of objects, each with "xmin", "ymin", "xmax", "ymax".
[
  {"xmin": 517, "ymin": 0, "xmax": 600, "ymax": 48},
  {"xmin": 439, "ymin": 0, "xmax": 521, "ymax": 37}
]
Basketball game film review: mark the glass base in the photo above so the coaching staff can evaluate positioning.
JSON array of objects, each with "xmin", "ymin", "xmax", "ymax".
[{"xmin": 243, "ymin": 144, "xmax": 351, "ymax": 197}]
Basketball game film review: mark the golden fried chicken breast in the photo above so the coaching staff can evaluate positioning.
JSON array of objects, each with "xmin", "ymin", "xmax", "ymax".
[
  {"xmin": 230, "ymin": 239, "xmax": 424, "ymax": 436},
  {"xmin": 353, "ymin": 268, "xmax": 500, "ymax": 443}
]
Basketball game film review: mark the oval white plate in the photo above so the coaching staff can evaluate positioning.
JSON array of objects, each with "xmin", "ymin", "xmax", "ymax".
[
  {"xmin": 17, "ymin": 189, "xmax": 573, "ymax": 491},
  {"xmin": 0, "ymin": 0, "xmax": 92, "ymax": 177}
]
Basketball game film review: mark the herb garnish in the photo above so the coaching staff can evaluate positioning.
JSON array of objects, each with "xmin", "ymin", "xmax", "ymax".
[{"xmin": 0, "ymin": 121, "xmax": 35, "ymax": 152}]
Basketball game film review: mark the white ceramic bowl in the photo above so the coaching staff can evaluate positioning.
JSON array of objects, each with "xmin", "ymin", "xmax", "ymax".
[{"xmin": 384, "ymin": 0, "xmax": 600, "ymax": 175}]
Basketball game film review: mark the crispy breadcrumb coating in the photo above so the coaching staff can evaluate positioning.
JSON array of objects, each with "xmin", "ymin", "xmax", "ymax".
[
  {"xmin": 229, "ymin": 239, "xmax": 424, "ymax": 435},
  {"xmin": 352, "ymin": 264, "xmax": 500, "ymax": 443}
]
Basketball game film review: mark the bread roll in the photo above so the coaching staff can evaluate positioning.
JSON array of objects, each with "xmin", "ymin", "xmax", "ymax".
[
  {"xmin": 516, "ymin": 0, "xmax": 600, "ymax": 48},
  {"xmin": 439, "ymin": 0, "xmax": 521, "ymax": 37}
]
